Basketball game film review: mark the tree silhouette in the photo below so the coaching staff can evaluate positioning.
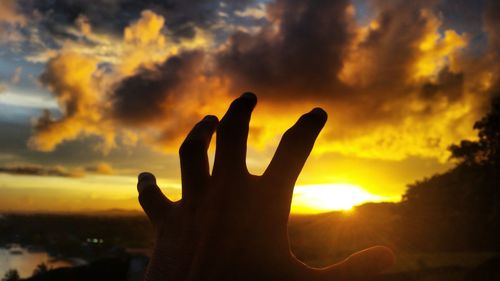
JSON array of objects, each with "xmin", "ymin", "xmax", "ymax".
[
  {"xmin": 449, "ymin": 97, "xmax": 500, "ymax": 165},
  {"xmin": 32, "ymin": 262, "xmax": 49, "ymax": 276},
  {"xmin": 401, "ymin": 96, "xmax": 500, "ymax": 251},
  {"xmin": 2, "ymin": 270, "xmax": 19, "ymax": 281}
]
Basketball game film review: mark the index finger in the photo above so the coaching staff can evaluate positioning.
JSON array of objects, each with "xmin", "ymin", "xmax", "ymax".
[{"xmin": 263, "ymin": 108, "xmax": 327, "ymax": 211}]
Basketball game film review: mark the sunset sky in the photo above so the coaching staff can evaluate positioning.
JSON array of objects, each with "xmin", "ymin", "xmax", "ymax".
[{"xmin": 0, "ymin": 0, "xmax": 499, "ymax": 213}]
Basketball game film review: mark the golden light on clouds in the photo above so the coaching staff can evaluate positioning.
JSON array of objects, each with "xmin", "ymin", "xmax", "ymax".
[
  {"xmin": 27, "ymin": 52, "xmax": 115, "ymax": 152},
  {"xmin": 413, "ymin": 12, "xmax": 468, "ymax": 81},
  {"xmin": 124, "ymin": 10, "xmax": 166, "ymax": 46},
  {"xmin": 26, "ymin": 4, "xmax": 485, "ymax": 163},
  {"xmin": 120, "ymin": 10, "xmax": 169, "ymax": 74},
  {"xmin": 27, "ymin": 10, "xmax": 218, "ymax": 153},
  {"xmin": 119, "ymin": 10, "xmax": 214, "ymax": 75}
]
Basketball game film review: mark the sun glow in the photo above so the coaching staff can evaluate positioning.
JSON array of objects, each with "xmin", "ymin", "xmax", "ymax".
[{"xmin": 291, "ymin": 184, "xmax": 384, "ymax": 214}]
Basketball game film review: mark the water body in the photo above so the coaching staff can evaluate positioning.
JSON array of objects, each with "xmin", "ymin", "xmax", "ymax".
[{"xmin": 0, "ymin": 247, "xmax": 73, "ymax": 279}]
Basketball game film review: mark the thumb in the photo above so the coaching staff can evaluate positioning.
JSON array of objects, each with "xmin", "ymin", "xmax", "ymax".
[
  {"xmin": 137, "ymin": 172, "xmax": 171, "ymax": 226},
  {"xmin": 340, "ymin": 246, "xmax": 395, "ymax": 279},
  {"xmin": 316, "ymin": 246, "xmax": 394, "ymax": 280}
]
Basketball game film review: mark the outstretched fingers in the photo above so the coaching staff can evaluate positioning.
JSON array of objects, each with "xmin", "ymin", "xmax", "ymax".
[
  {"xmin": 263, "ymin": 108, "xmax": 327, "ymax": 211},
  {"xmin": 180, "ymin": 115, "xmax": 219, "ymax": 203},
  {"xmin": 213, "ymin": 92, "xmax": 257, "ymax": 176},
  {"xmin": 137, "ymin": 172, "xmax": 172, "ymax": 226}
]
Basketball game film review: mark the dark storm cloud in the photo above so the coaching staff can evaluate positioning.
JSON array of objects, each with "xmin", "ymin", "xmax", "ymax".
[
  {"xmin": 484, "ymin": 0, "xmax": 500, "ymax": 97},
  {"xmin": 215, "ymin": 0, "xmax": 445, "ymax": 102},
  {"xmin": 111, "ymin": 0, "xmax": 471, "ymax": 128},
  {"xmin": 111, "ymin": 51, "xmax": 205, "ymax": 125},
  {"xmin": 216, "ymin": 0, "xmax": 350, "ymax": 99},
  {"xmin": 15, "ymin": 0, "xmax": 497, "ymax": 160},
  {"xmin": 421, "ymin": 68, "xmax": 464, "ymax": 103},
  {"xmin": 214, "ymin": 0, "xmax": 452, "ymax": 122},
  {"xmin": 484, "ymin": 0, "xmax": 500, "ymax": 57},
  {"xmin": 436, "ymin": 0, "xmax": 485, "ymax": 34},
  {"xmin": 355, "ymin": 2, "xmax": 430, "ymax": 85},
  {"xmin": 19, "ymin": 0, "xmax": 256, "ymax": 40}
]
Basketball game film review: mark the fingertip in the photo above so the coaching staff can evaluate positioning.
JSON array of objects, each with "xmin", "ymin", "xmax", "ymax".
[
  {"xmin": 240, "ymin": 92, "xmax": 257, "ymax": 105},
  {"xmin": 293, "ymin": 108, "xmax": 327, "ymax": 133},
  {"xmin": 220, "ymin": 92, "xmax": 257, "ymax": 124},
  {"xmin": 137, "ymin": 172, "xmax": 157, "ymax": 193},
  {"xmin": 229, "ymin": 92, "xmax": 257, "ymax": 111},
  {"xmin": 309, "ymin": 107, "xmax": 328, "ymax": 124},
  {"xmin": 203, "ymin": 115, "xmax": 219, "ymax": 123},
  {"xmin": 138, "ymin": 172, "xmax": 156, "ymax": 183},
  {"xmin": 136, "ymin": 172, "xmax": 170, "ymax": 225},
  {"xmin": 202, "ymin": 115, "xmax": 219, "ymax": 131}
]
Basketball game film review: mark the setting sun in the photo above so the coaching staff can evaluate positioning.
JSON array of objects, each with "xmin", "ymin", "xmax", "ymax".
[{"xmin": 291, "ymin": 184, "xmax": 384, "ymax": 214}]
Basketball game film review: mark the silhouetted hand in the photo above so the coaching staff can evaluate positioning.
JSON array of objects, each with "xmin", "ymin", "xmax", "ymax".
[{"xmin": 138, "ymin": 93, "xmax": 394, "ymax": 281}]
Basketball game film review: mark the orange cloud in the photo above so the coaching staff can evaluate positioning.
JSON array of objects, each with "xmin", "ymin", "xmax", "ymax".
[
  {"xmin": 124, "ymin": 10, "xmax": 166, "ymax": 46},
  {"xmin": 86, "ymin": 162, "xmax": 114, "ymax": 175},
  {"xmin": 413, "ymin": 12, "xmax": 468, "ymax": 81},
  {"xmin": 119, "ymin": 10, "xmax": 213, "ymax": 75},
  {"xmin": 0, "ymin": 0, "xmax": 26, "ymax": 26},
  {"xmin": 29, "ymin": 1, "xmax": 499, "ymax": 166},
  {"xmin": 29, "ymin": 10, "xmax": 217, "ymax": 153},
  {"xmin": 28, "ymin": 52, "xmax": 116, "ymax": 152}
]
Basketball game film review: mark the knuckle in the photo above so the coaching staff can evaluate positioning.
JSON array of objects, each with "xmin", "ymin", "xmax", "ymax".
[
  {"xmin": 217, "ymin": 116, "xmax": 249, "ymax": 137},
  {"xmin": 282, "ymin": 128, "xmax": 298, "ymax": 143},
  {"xmin": 216, "ymin": 119, "xmax": 233, "ymax": 136}
]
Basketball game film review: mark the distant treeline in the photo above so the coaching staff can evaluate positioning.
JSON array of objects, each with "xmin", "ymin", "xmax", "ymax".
[
  {"xmin": 289, "ymin": 97, "xmax": 500, "ymax": 264},
  {"xmin": 0, "ymin": 213, "xmax": 153, "ymax": 259},
  {"xmin": 400, "ymin": 97, "xmax": 500, "ymax": 252}
]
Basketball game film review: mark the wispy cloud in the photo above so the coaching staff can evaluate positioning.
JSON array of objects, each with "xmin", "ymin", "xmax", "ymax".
[
  {"xmin": 0, "ymin": 164, "xmax": 82, "ymax": 177},
  {"xmin": 0, "ymin": 91, "xmax": 58, "ymax": 109},
  {"xmin": 85, "ymin": 162, "xmax": 114, "ymax": 175}
]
